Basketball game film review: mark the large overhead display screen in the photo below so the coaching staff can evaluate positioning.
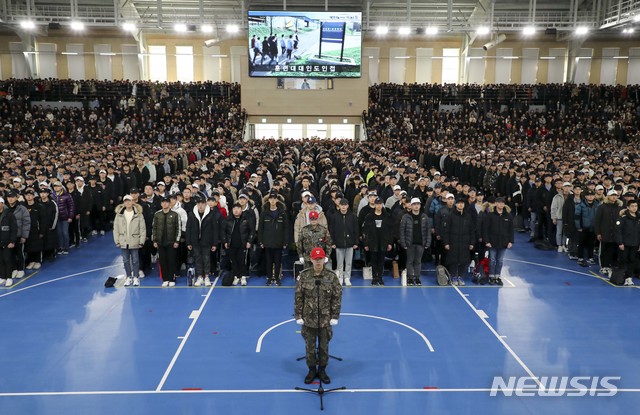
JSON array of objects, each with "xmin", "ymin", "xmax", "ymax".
[{"xmin": 248, "ymin": 11, "xmax": 362, "ymax": 78}]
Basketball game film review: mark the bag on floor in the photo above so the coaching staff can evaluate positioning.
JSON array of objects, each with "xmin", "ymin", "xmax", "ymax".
[
  {"xmin": 392, "ymin": 261, "xmax": 400, "ymax": 278},
  {"xmin": 104, "ymin": 276, "xmax": 117, "ymax": 288},
  {"xmin": 609, "ymin": 267, "xmax": 626, "ymax": 286},
  {"xmin": 534, "ymin": 240, "xmax": 555, "ymax": 251},
  {"xmin": 362, "ymin": 266, "xmax": 373, "ymax": 280},
  {"xmin": 436, "ymin": 265, "xmax": 451, "ymax": 286},
  {"xmin": 472, "ymin": 258, "xmax": 490, "ymax": 285},
  {"xmin": 221, "ymin": 271, "xmax": 235, "ymax": 286}
]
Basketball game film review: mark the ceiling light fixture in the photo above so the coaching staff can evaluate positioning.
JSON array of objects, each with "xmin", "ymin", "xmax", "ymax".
[
  {"xmin": 122, "ymin": 22, "xmax": 136, "ymax": 32},
  {"xmin": 226, "ymin": 24, "xmax": 239, "ymax": 33},
  {"xmin": 201, "ymin": 24, "xmax": 213, "ymax": 33},
  {"xmin": 398, "ymin": 27, "xmax": 411, "ymax": 35},
  {"xmin": 425, "ymin": 26, "xmax": 438, "ymax": 35},
  {"xmin": 575, "ymin": 26, "xmax": 589, "ymax": 35},
  {"xmin": 476, "ymin": 26, "xmax": 490, "ymax": 35},
  {"xmin": 523, "ymin": 26, "xmax": 536, "ymax": 35},
  {"xmin": 20, "ymin": 21, "xmax": 36, "ymax": 30},
  {"xmin": 70, "ymin": 21, "xmax": 84, "ymax": 31},
  {"xmin": 174, "ymin": 23, "xmax": 187, "ymax": 32},
  {"xmin": 376, "ymin": 27, "xmax": 388, "ymax": 35}
]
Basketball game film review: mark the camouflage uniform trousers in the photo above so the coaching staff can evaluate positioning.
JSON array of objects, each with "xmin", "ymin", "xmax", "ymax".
[{"xmin": 301, "ymin": 325, "xmax": 333, "ymax": 367}]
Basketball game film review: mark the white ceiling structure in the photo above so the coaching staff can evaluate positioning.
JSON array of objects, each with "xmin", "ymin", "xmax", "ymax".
[{"xmin": 1, "ymin": 0, "xmax": 639, "ymax": 37}]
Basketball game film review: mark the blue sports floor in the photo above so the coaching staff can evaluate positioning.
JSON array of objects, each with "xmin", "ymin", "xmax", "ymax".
[{"xmin": 1, "ymin": 233, "xmax": 639, "ymax": 414}]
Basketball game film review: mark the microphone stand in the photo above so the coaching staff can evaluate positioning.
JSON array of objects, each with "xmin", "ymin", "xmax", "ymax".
[{"xmin": 294, "ymin": 276, "xmax": 346, "ymax": 410}]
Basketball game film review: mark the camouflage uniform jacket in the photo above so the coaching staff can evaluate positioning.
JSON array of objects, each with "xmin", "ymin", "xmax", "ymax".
[
  {"xmin": 294, "ymin": 268, "xmax": 342, "ymax": 328},
  {"xmin": 297, "ymin": 224, "xmax": 333, "ymax": 261}
]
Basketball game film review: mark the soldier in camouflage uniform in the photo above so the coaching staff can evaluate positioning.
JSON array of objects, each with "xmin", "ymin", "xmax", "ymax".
[
  {"xmin": 294, "ymin": 247, "xmax": 342, "ymax": 385},
  {"xmin": 297, "ymin": 210, "xmax": 333, "ymax": 269}
]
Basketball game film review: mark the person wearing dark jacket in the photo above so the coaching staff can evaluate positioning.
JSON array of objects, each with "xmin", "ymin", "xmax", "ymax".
[
  {"xmin": 224, "ymin": 202, "xmax": 255, "ymax": 286},
  {"xmin": 88, "ymin": 176, "xmax": 108, "ymax": 235},
  {"xmin": 51, "ymin": 181, "xmax": 75, "ymax": 255},
  {"xmin": 37, "ymin": 188, "xmax": 59, "ymax": 260},
  {"xmin": 152, "ymin": 197, "xmax": 181, "ymax": 287},
  {"xmin": 66, "ymin": 181, "xmax": 81, "ymax": 248},
  {"xmin": 0, "ymin": 196, "xmax": 18, "ymax": 287},
  {"xmin": 258, "ymin": 192, "xmax": 289, "ymax": 286},
  {"xmin": 434, "ymin": 193, "xmax": 454, "ymax": 265},
  {"xmin": 362, "ymin": 198, "xmax": 393, "ymax": 286},
  {"xmin": 186, "ymin": 198, "xmax": 220, "ymax": 287},
  {"xmin": 74, "ymin": 177, "xmax": 93, "ymax": 242},
  {"xmin": 614, "ymin": 200, "xmax": 640, "ymax": 286},
  {"xmin": 442, "ymin": 196, "xmax": 476, "ymax": 286},
  {"xmin": 328, "ymin": 198, "xmax": 359, "ymax": 286},
  {"xmin": 594, "ymin": 190, "xmax": 623, "ymax": 276},
  {"xmin": 121, "ymin": 164, "xmax": 138, "ymax": 196},
  {"xmin": 399, "ymin": 198, "xmax": 432, "ymax": 286},
  {"xmin": 563, "ymin": 184, "xmax": 581, "ymax": 259},
  {"xmin": 5, "ymin": 191, "xmax": 30, "ymax": 280},
  {"xmin": 24, "ymin": 189, "xmax": 45, "ymax": 270},
  {"xmin": 575, "ymin": 190, "xmax": 600, "ymax": 267},
  {"xmin": 482, "ymin": 197, "xmax": 514, "ymax": 286}
]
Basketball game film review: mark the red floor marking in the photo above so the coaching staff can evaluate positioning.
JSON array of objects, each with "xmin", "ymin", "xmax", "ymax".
[
  {"xmin": 311, "ymin": 381, "xmax": 320, "ymax": 385},
  {"xmin": 182, "ymin": 388, "xmax": 203, "ymax": 391},
  {"xmin": 423, "ymin": 386, "xmax": 439, "ymax": 389},
  {"xmin": 212, "ymin": 332, "xmax": 219, "ymax": 334},
  {"xmin": 565, "ymin": 282, "xmax": 571, "ymax": 286}
]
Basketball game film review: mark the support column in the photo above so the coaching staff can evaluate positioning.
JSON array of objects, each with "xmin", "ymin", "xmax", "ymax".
[{"xmin": 565, "ymin": 38, "xmax": 585, "ymax": 83}]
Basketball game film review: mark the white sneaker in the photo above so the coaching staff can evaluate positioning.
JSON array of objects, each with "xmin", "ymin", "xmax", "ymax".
[
  {"xmin": 25, "ymin": 262, "xmax": 35, "ymax": 270},
  {"xmin": 557, "ymin": 246, "xmax": 563, "ymax": 253},
  {"xmin": 204, "ymin": 277, "xmax": 212, "ymax": 287},
  {"xmin": 5, "ymin": 278, "xmax": 13, "ymax": 287},
  {"xmin": 133, "ymin": 277, "xmax": 140, "ymax": 286},
  {"xmin": 344, "ymin": 277, "xmax": 352, "ymax": 286},
  {"xmin": 624, "ymin": 277, "xmax": 634, "ymax": 286},
  {"xmin": 168, "ymin": 281, "xmax": 176, "ymax": 287},
  {"xmin": 91, "ymin": 230, "xmax": 98, "ymax": 236},
  {"xmin": 241, "ymin": 276, "xmax": 247, "ymax": 286},
  {"xmin": 11, "ymin": 270, "xmax": 17, "ymax": 278},
  {"xmin": 338, "ymin": 276, "xmax": 344, "ymax": 285},
  {"xmin": 33, "ymin": 262, "xmax": 41, "ymax": 270},
  {"xmin": 232, "ymin": 277, "xmax": 240, "ymax": 286},
  {"xmin": 138, "ymin": 270, "xmax": 145, "ymax": 278},
  {"xmin": 0, "ymin": 278, "xmax": 5, "ymax": 285},
  {"xmin": 15, "ymin": 270, "xmax": 24, "ymax": 279},
  {"xmin": 162, "ymin": 281, "xmax": 169, "ymax": 287},
  {"xmin": 194, "ymin": 276, "xmax": 204, "ymax": 287},
  {"xmin": 124, "ymin": 277, "xmax": 133, "ymax": 286},
  {"xmin": 100, "ymin": 230, "xmax": 105, "ymax": 236},
  {"xmin": 458, "ymin": 277, "xmax": 465, "ymax": 286}
]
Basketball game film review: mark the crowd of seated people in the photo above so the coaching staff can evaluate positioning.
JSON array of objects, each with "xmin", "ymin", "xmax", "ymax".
[{"xmin": 0, "ymin": 79, "xmax": 638, "ymax": 290}]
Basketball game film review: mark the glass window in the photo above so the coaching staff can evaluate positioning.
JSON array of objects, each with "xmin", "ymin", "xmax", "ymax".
[
  {"xmin": 149, "ymin": 45, "xmax": 167, "ymax": 82},
  {"xmin": 442, "ymin": 48, "xmax": 460, "ymax": 84},
  {"xmin": 176, "ymin": 46, "xmax": 194, "ymax": 82}
]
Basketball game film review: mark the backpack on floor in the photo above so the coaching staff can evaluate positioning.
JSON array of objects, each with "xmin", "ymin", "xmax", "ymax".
[
  {"xmin": 221, "ymin": 271, "xmax": 235, "ymax": 286},
  {"xmin": 472, "ymin": 258, "xmax": 490, "ymax": 285},
  {"xmin": 436, "ymin": 265, "xmax": 451, "ymax": 286},
  {"xmin": 609, "ymin": 267, "xmax": 626, "ymax": 286}
]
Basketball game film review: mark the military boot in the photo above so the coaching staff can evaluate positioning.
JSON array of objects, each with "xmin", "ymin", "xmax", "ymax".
[
  {"xmin": 317, "ymin": 366, "xmax": 331, "ymax": 384},
  {"xmin": 304, "ymin": 366, "xmax": 317, "ymax": 384}
]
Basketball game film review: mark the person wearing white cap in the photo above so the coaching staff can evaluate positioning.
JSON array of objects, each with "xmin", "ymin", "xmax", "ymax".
[
  {"xmin": 550, "ymin": 182, "xmax": 572, "ymax": 252},
  {"xmin": 385, "ymin": 185, "xmax": 403, "ymax": 210},
  {"xmin": 113, "ymin": 195, "xmax": 146, "ymax": 287},
  {"xmin": 0, "ymin": 197, "xmax": 18, "ymax": 286},
  {"xmin": 594, "ymin": 189, "xmax": 622, "ymax": 277},
  {"xmin": 399, "ymin": 198, "xmax": 432, "ymax": 286}
]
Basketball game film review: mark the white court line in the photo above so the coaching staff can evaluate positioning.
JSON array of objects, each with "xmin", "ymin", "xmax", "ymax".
[
  {"xmin": 504, "ymin": 258, "xmax": 598, "ymax": 279},
  {"xmin": 255, "ymin": 313, "xmax": 435, "ymax": 353},
  {"xmin": 452, "ymin": 284, "xmax": 544, "ymax": 389},
  {"xmin": 501, "ymin": 276, "xmax": 516, "ymax": 288},
  {"xmin": 0, "ymin": 264, "xmax": 120, "ymax": 299},
  {"xmin": 156, "ymin": 276, "xmax": 219, "ymax": 391},
  {"xmin": 2, "ymin": 388, "xmax": 640, "ymax": 397}
]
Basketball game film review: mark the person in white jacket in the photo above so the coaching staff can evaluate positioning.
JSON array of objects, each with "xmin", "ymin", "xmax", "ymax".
[
  {"xmin": 113, "ymin": 195, "xmax": 146, "ymax": 286},
  {"xmin": 550, "ymin": 182, "xmax": 572, "ymax": 252}
]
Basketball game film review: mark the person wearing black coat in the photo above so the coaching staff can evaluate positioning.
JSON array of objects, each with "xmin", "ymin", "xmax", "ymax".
[
  {"xmin": 328, "ymin": 198, "xmax": 360, "ymax": 286},
  {"xmin": 121, "ymin": 165, "xmax": 138, "ymax": 195},
  {"xmin": 258, "ymin": 193, "xmax": 290, "ymax": 286},
  {"xmin": 88, "ymin": 177, "xmax": 108, "ymax": 235},
  {"xmin": 482, "ymin": 198, "xmax": 514, "ymax": 286},
  {"xmin": 442, "ymin": 197, "xmax": 476, "ymax": 286},
  {"xmin": 37, "ymin": 188, "xmax": 59, "ymax": 259},
  {"xmin": 0, "ymin": 197, "xmax": 18, "ymax": 286},
  {"xmin": 362, "ymin": 198, "xmax": 393, "ymax": 286},
  {"xmin": 186, "ymin": 199, "xmax": 220, "ymax": 287},
  {"xmin": 223, "ymin": 203, "xmax": 255, "ymax": 286},
  {"xmin": 562, "ymin": 185, "xmax": 581, "ymax": 259},
  {"xmin": 594, "ymin": 191, "xmax": 623, "ymax": 275},
  {"xmin": 24, "ymin": 189, "xmax": 45, "ymax": 270},
  {"xmin": 74, "ymin": 177, "xmax": 93, "ymax": 240},
  {"xmin": 614, "ymin": 200, "xmax": 640, "ymax": 285}
]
